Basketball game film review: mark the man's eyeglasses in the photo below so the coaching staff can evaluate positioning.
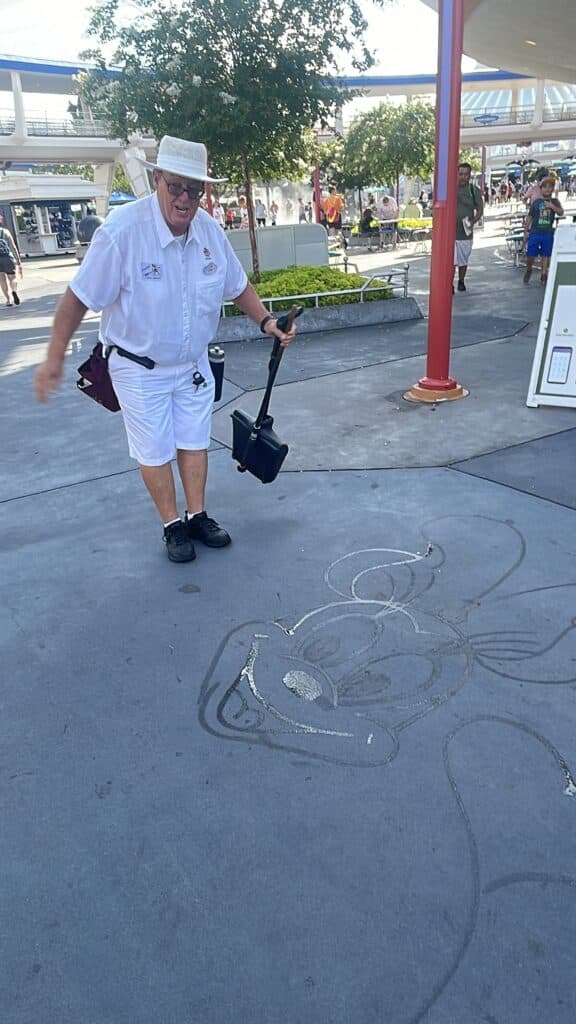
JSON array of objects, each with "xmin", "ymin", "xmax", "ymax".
[{"xmin": 159, "ymin": 172, "xmax": 204, "ymax": 201}]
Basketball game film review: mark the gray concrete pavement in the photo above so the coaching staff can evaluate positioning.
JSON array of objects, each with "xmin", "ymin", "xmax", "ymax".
[{"xmin": 2, "ymin": 236, "xmax": 576, "ymax": 1024}]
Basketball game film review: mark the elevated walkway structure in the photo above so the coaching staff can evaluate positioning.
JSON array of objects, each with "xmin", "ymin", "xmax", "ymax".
[
  {"xmin": 1, "ymin": 55, "xmax": 575, "ymax": 198},
  {"xmin": 0, "ymin": 56, "xmax": 157, "ymax": 213},
  {"xmin": 341, "ymin": 73, "xmax": 576, "ymax": 147}
]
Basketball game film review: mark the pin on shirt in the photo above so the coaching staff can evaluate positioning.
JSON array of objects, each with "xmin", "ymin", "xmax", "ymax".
[
  {"xmin": 202, "ymin": 246, "xmax": 218, "ymax": 275},
  {"xmin": 193, "ymin": 371, "xmax": 207, "ymax": 392}
]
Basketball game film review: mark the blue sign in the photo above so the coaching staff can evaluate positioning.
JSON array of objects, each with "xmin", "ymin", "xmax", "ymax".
[{"xmin": 473, "ymin": 113, "xmax": 500, "ymax": 125}]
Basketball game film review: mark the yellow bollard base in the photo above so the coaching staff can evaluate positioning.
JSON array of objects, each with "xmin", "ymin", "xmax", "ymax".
[{"xmin": 403, "ymin": 384, "xmax": 469, "ymax": 404}]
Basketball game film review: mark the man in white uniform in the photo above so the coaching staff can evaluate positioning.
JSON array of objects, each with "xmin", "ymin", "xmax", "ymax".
[{"xmin": 35, "ymin": 136, "xmax": 297, "ymax": 563}]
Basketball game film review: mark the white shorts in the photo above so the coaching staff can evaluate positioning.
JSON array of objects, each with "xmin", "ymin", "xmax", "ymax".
[
  {"xmin": 108, "ymin": 348, "xmax": 215, "ymax": 465},
  {"xmin": 454, "ymin": 239, "xmax": 473, "ymax": 267}
]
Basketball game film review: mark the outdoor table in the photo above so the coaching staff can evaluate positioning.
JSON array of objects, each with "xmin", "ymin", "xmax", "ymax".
[
  {"xmin": 504, "ymin": 213, "xmax": 525, "ymax": 227},
  {"xmin": 378, "ymin": 219, "xmax": 399, "ymax": 249}
]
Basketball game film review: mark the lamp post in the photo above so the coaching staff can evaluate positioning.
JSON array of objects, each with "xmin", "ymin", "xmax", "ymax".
[{"xmin": 405, "ymin": 0, "xmax": 468, "ymax": 403}]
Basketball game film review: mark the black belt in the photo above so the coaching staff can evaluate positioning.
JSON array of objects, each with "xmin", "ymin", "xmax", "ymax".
[{"xmin": 114, "ymin": 345, "xmax": 155, "ymax": 370}]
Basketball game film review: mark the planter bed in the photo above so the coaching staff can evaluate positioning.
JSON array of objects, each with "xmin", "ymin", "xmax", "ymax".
[{"xmin": 216, "ymin": 295, "xmax": 422, "ymax": 343}]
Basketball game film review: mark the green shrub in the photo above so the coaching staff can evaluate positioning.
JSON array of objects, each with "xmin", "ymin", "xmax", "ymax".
[
  {"xmin": 351, "ymin": 220, "xmax": 379, "ymax": 235},
  {"xmin": 242, "ymin": 264, "xmax": 392, "ymax": 312},
  {"xmin": 398, "ymin": 218, "xmax": 433, "ymax": 230}
]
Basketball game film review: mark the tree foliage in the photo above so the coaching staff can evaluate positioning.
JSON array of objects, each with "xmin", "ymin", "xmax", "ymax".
[
  {"xmin": 342, "ymin": 99, "xmax": 436, "ymax": 197},
  {"xmin": 313, "ymin": 136, "xmax": 346, "ymax": 188},
  {"xmin": 81, "ymin": 0, "xmax": 388, "ymax": 277},
  {"xmin": 459, "ymin": 147, "xmax": 482, "ymax": 172},
  {"xmin": 36, "ymin": 163, "xmax": 134, "ymax": 194}
]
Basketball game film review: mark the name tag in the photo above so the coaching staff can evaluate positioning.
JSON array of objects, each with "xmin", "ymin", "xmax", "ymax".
[{"xmin": 141, "ymin": 262, "xmax": 163, "ymax": 280}]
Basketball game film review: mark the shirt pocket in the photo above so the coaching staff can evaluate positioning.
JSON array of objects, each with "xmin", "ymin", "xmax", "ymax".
[{"xmin": 197, "ymin": 272, "xmax": 226, "ymax": 317}]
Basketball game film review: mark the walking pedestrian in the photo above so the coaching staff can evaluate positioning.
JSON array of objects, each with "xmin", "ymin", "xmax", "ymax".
[
  {"xmin": 454, "ymin": 162, "xmax": 484, "ymax": 293},
  {"xmin": 0, "ymin": 214, "xmax": 23, "ymax": 306},
  {"xmin": 523, "ymin": 175, "xmax": 563, "ymax": 286},
  {"xmin": 255, "ymin": 198, "xmax": 267, "ymax": 226},
  {"xmin": 35, "ymin": 135, "xmax": 297, "ymax": 563},
  {"xmin": 212, "ymin": 199, "xmax": 225, "ymax": 228},
  {"xmin": 321, "ymin": 186, "xmax": 344, "ymax": 234}
]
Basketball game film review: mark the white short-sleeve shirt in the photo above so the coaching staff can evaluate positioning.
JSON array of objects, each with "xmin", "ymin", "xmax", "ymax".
[{"xmin": 70, "ymin": 194, "xmax": 248, "ymax": 365}]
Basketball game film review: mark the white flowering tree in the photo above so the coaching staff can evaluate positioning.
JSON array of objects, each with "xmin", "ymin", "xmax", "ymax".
[{"xmin": 81, "ymin": 0, "xmax": 384, "ymax": 279}]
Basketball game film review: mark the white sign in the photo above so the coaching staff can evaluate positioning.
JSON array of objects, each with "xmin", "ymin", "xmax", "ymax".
[{"xmin": 527, "ymin": 223, "xmax": 576, "ymax": 408}]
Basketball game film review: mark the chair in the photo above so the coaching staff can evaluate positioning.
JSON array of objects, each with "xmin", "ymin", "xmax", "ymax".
[
  {"xmin": 411, "ymin": 228, "xmax": 432, "ymax": 254},
  {"xmin": 505, "ymin": 232, "xmax": 525, "ymax": 266}
]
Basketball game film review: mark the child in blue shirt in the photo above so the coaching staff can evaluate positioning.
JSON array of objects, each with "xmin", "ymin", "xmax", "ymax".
[{"xmin": 523, "ymin": 176, "xmax": 563, "ymax": 284}]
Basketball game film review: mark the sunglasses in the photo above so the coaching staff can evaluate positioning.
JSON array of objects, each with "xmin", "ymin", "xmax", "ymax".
[{"xmin": 159, "ymin": 172, "xmax": 205, "ymax": 201}]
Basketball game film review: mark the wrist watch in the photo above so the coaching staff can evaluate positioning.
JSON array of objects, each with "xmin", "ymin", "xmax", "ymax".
[{"xmin": 260, "ymin": 314, "xmax": 274, "ymax": 333}]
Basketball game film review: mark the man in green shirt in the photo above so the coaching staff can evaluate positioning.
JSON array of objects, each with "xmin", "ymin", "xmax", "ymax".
[{"xmin": 454, "ymin": 162, "xmax": 484, "ymax": 293}]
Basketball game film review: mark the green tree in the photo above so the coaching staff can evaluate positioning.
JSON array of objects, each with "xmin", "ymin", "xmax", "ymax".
[
  {"xmin": 340, "ymin": 123, "xmax": 372, "ymax": 208},
  {"xmin": 35, "ymin": 163, "xmax": 134, "ymax": 195},
  {"xmin": 82, "ymin": 0, "xmax": 387, "ymax": 279},
  {"xmin": 110, "ymin": 165, "xmax": 134, "ymax": 195},
  {"xmin": 459, "ymin": 147, "xmax": 482, "ymax": 172},
  {"xmin": 314, "ymin": 136, "xmax": 345, "ymax": 188},
  {"xmin": 343, "ymin": 99, "xmax": 436, "ymax": 200}
]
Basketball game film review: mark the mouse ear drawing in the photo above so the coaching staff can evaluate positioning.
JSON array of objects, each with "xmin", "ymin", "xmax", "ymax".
[
  {"xmin": 323, "ymin": 546, "xmax": 439, "ymax": 605},
  {"xmin": 417, "ymin": 515, "xmax": 527, "ymax": 611}
]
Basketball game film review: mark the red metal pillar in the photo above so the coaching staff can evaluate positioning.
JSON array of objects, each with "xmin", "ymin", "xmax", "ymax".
[{"xmin": 405, "ymin": 0, "xmax": 468, "ymax": 403}]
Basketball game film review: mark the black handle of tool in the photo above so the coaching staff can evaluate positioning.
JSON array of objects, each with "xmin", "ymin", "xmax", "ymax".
[{"xmin": 254, "ymin": 305, "xmax": 303, "ymax": 429}]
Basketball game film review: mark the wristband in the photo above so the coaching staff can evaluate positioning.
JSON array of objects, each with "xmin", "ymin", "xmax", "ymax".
[{"xmin": 260, "ymin": 314, "xmax": 274, "ymax": 334}]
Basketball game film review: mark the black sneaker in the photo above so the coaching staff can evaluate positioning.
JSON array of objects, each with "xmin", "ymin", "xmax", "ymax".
[
  {"xmin": 163, "ymin": 520, "xmax": 196, "ymax": 563},
  {"xmin": 12, "ymin": 290, "xmax": 20, "ymax": 306},
  {"xmin": 457, "ymin": 280, "xmax": 466, "ymax": 292},
  {"xmin": 186, "ymin": 511, "xmax": 231, "ymax": 548}
]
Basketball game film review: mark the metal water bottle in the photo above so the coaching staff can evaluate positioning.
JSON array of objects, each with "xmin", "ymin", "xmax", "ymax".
[{"xmin": 208, "ymin": 345, "xmax": 225, "ymax": 402}]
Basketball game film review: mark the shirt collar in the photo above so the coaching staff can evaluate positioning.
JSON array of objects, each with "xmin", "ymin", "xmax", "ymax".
[{"xmin": 151, "ymin": 191, "xmax": 195, "ymax": 249}]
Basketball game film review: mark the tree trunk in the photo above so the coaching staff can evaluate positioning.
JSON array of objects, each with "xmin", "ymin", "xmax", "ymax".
[
  {"xmin": 358, "ymin": 186, "xmax": 363, "ymax": 214},
  {"xmin": 396, "ymin": 173, "xmax": 400, "ymax": 202},
  {"xmin": 205, "ymin": 182, "xmax": 213, "ymax": 216},
  {"xmin": 242, "ymin": 154, "xmax": 260, "ymax": 282}
]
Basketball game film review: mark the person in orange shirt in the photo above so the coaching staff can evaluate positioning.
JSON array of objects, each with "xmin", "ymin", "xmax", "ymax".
[{"xmin": 321, "ymin": 185, "xmax": 345, "ymax": 234}]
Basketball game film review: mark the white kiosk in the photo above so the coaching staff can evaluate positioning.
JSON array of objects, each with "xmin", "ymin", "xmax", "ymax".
[
  {"xmin": 0, "ymin": 172, "xmax": 108, "ymax": 257},
  {"xmin": 527, "ymin": 223, "xmax": 576, "ymax": 408}
]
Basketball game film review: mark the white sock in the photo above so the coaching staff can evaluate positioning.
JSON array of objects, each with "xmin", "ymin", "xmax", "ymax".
[
  {"xmin": 163, "ymin": 517, "xmax": 181, "ymax": 528},
  {"xmin": 185, "ymin": 510, "xmax": 204, "ymax": 520}
]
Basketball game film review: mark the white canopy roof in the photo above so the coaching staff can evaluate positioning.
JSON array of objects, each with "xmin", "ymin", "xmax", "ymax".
[
  {"xmin": 0, "ymin": 172, "xmax": 107, "ymax": 203},
  {"xmin": 421, "ymin": 0, "xmax": 576, "ymax": 84}
]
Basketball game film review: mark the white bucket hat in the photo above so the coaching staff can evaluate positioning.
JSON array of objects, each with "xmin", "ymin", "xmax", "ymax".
[{"xmin": 142, "ymin": 135, "xmax": 227, "ymax": 182}]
